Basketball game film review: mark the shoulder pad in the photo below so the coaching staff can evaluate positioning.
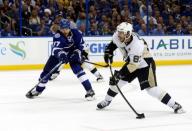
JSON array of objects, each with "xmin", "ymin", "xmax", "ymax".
[
  {"xmin": 54, "ymin": 33, "xmax": 61, "ymax": 38},
  {"xmin": 72, "ymin": 29, "xmax": 82, "ymax": 35}
]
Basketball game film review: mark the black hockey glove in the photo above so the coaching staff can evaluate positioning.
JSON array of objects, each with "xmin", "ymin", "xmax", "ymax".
[
  {"xmin": 109, "ymin": 70, "xmax": 121, "ymax": 85},
  {"xmin": 57, "ymin": 51, "xmax": 68, "ymax": 63},
  {"xmin": 81, "ymin": 50, "xmax": 88, "ymax": 62},
  {"xmin": 104, "ymin": 49, "xmax": 113, "ymax": 64},
  {"xmin": 70, "ymin": 49, "xmax": 82, "ymax": 63}
]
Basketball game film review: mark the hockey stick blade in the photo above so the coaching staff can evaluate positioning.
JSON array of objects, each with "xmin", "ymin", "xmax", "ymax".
[
  {"xmin": 26, "ymin": 61, "xmax": 63, "ymax": 99},
  {"xmin": 136, "ymin": 113, "xmax": 145, "ymax": 119}
]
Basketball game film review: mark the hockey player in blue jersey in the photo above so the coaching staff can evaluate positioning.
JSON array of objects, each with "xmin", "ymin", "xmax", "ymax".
[
  {"xmin": 49, "ymin": 44, "xmax": 104, "ymax": 82},
  {"xmin": 26, "ymin": 19, "xmax": 95, "ymax": 100}
]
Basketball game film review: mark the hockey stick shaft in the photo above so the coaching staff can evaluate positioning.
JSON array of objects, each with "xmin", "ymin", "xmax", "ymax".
[
  {"xmin": 109, "ymin": 65, "xmax": 145, "ymax": 118},
  {"xmin": 83, "ymin": 60, "xmax": 109, "ymax": 67},
  {"xmin": 38, "ymin": 61, "xmax": 63, "ymax": 84},
  {"xmin": 27, "ymin": 61, "xmax": 63, "ymax": 97}
]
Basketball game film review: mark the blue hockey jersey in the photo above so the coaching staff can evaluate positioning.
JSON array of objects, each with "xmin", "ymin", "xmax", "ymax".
[{"xmin": 52, "ymin": 29, "xmax": 84, "ymax": 58}]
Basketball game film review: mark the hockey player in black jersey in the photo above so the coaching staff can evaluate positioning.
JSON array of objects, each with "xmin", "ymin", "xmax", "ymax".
[
  {"xmin": 97, "ymin": 22, "xmax": 185, "ymax": 114},
  {"xmin": 26, "ymin": 19, "xmax": 95, "ymax": 100}
]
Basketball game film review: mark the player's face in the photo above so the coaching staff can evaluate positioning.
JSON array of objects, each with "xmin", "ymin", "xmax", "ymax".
[
  {"xmin": 61, "ymin": 28, "xmax": 70, "ymax": 36},
  {"xmin": 118, "ymin": 31, "xmax": 126, "ymax": 42}
]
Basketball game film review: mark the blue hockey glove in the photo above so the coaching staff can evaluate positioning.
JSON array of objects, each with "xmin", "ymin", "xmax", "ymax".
[
  {"xmin": 70, "ymin": 49, "xmax": 82, "ymax": 63},
  {"xmin": 57, "ymin": 51, "xmax": 68, "ymax": 63}
]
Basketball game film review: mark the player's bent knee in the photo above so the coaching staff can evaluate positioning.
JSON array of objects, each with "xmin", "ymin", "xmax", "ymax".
[
  {"xmin": 109, "ymin": 80, "xmax": 127, "ymax": 93},
  {"xmin": 145, "ymin": 86, "xmax": 166, "ymax": 100},
  {"xmin": 110, "ymin": 85, "xmax": 119, "ymax": 93}
]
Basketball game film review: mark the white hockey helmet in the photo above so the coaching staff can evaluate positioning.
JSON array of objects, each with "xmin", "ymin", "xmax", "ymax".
[{"xmin": 117, "ymin": 22, "xmax": 133, "ymax": 36}]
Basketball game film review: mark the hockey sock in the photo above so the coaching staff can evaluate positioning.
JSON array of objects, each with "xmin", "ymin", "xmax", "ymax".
[
  {"xmin": 104, "ymin": 88, "xmax": 117, "ymax": 102},
  {"xmin": 77, "ymin": 71, "xmax": 92, "ymax": 91},
  {"xmin": 82, "ymin": 80, "xmax": 92, "ymax": 91},
  {"xmin": 38, "ymin": 83, "xmax": 46, "ymax": 87},
  {"xmin": 146, "ymin": 87, "xmax": 176, "ymax": 108},
  {"xmin": 90, "ymin": 68, "xmax": 101, "ymax": 78},
  {"xmin": 161, "ymin": 93, "xmax": 175, "ymax": 108}
]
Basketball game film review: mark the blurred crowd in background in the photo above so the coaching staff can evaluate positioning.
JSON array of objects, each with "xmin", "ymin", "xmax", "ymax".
[{"xmin": 0, "ymin": 0, "xmax": 191, "ymax": 36}]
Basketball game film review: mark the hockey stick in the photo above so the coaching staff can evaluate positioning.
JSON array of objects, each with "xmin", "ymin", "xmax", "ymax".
[
  {"xmin": 83, "ymin": 60, "xmax": 109, "ymax": 67},
  {"xmin": 39, "ymin": 61, "xmax": 63, "ymax": 83},
  {"xmin": 26, "ymin": 61, "xmax": 63, "ymax": 98},
  {"xmin": 109, "ymin": 64, "xmax": 145, "ymax": 119}
]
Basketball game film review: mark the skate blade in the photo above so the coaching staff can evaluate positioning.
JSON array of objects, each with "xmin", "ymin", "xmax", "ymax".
[
  {"xmin": 85, "ymin": 96, "xmax": 96, "ymax": 101},
  {"xmin": 97, "ymin": 79, "xmax": 105, "ymax": 83},
  {"xmin": 175, "ymin": 108, "xmax": 186, "ymax": 114}
]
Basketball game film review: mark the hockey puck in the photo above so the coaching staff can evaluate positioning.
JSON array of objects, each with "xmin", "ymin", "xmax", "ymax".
[{"xmin": 136, "ymin": 113, "xmax": 145, "ymax": 119}]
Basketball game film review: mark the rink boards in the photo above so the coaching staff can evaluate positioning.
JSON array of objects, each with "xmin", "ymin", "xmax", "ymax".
[{"xmin": 0, "ymin": 36, "xmax": 192, "ymax": 70}]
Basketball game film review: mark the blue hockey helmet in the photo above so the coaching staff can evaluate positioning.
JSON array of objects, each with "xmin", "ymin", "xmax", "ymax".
[{"xmin": 60, "ymin": 19, "xmax": 70, "ymax": 29}]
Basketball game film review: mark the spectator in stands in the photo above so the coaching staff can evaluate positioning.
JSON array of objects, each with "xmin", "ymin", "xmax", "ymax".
[
  {"xmin": 29, "ymin": 8, "xmax": 41, "ymax": 32},
  {"xmin": 1, "ymin": 23, "xmax": 15, "ymax": 36},
  {"xmin": 172, "ymin": 23, "xmax": 185, "ymax": 35},
  {"xmin": 152, "ymin": 24, "xmax": 165, "ymax": 35},
  {"xmin": 4, "ymin": 0, "xmax": 189, "ymax": 36},
  {"xmin": 139, "ymin": 0, "xmax": 152, "ymax": 18},
  {"xmin": 143, "ymin": 12, "xmax": 157, "ymax": 25},
  {"xmin": 76, "ymin": 11, "xmax": 89, "ymax": 32},
  {"xmin": 138, "ymin": 23, "xmax": 147, "ymax": 35},
  {"xmin": 66, "ymin": 5, "xmax": 76, "ymax": 22},
  {"xmin": 100, "ymin": 23, "xmax": 111, "ymax": 35},
  {"xmin": 148, "ymin": 17, "xmax": 157, "ymax": 34},
  {"xmin": 79, "ymin": 23, "xmax": 86, "ymax": 35},
  {"xmin": 43, "ymin": 8, "xmax": 52, "ymax": 26},
  {"xmin": 166, "ymin": 15, "xmax": 176, "ymax": 34},
  {"xmin": 35, "ymin": 18, "xmax": 49, "ymax": 36},
  {"xmin": 116, "ymin": 14, "xmax": 122, "ymax": 25},
  {"xmin": 121, "ymin": 5, "xmax": 130, "ymax": 17},
  {"xmin": 132, "ymin": 11, "xmax": 143, "ymax": 32},
  {"xmin": 87, "ymin": 23, "xmax": 100, "ymax": 36},
  {"xmin": 181, "ymin": 5, "xmax": 191, "ymax": 17},
  {"xmin": 66, "ymin": 15, "xmax": 77, "ymax": 29},
  {"xmin": 98, "ymin": 14, "xmax": 108, "ymax": 34},
  {"xmin": 96, "ymin": 0, "xmax": 111, "ymax": 16},
  {"xmin": 130, "ymin": 0, "xmax": 139, "ymax": 15}
]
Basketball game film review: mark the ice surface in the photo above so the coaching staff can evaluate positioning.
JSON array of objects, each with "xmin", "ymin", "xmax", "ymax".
[{"xmin": 0, "ymin": 65, "xmax": 192, "ymax": 131}]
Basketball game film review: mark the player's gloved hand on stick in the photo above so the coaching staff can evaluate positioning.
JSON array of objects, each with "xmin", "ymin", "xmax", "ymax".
[
  {"xmin": 104, "ymin": 49, "xmax": 113, "ymax": 64},
  {"xmin": 70, "ymin": 49, "xmax": 82, "ymax": 63},
  {"xmin": 109, "ymin": 70, "xmax": 120, "ymax": 85},
  {"xmin": 57, "ymin": 51, "xmax": 68, "ymax": 63}
]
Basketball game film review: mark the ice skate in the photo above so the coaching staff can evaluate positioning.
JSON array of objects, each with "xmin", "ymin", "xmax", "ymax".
[
  {"xmin": 26, "ymin": 86, "xmax": 45, "ymax": 99},
  {"xmin": 49, "ymin": 72, "xmax": 60, "ymax": 81},
  {"xmin": 97, "ymin": 100, "xmax": 111, "ymax": 109},
  {"xmin": 173, "ymin": 102, "xmax": 185, "ymax": 114},
  {"xmin": 96, "ymin": 75, "xmax": 104, "ymax": 82},
  {"xmin": 85, "ymin": 89, "xmax": 95, "ymax": 101}
]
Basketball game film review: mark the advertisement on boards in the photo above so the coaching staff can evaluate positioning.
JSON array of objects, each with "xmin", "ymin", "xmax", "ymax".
[
  {"xmin": 85, "ymin": 36, "xmax": 192, "ymax": 62},
  {"xmin": 0, "ymin": 36, "xmax": 191, "ymax": 69},
  {"xmin": 143, "ymin": 36, "xmax": 192, "ymax": 60},
  {"xmin": 0, "ymin": 38, "xmax": 52, "ymax": 65}
]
